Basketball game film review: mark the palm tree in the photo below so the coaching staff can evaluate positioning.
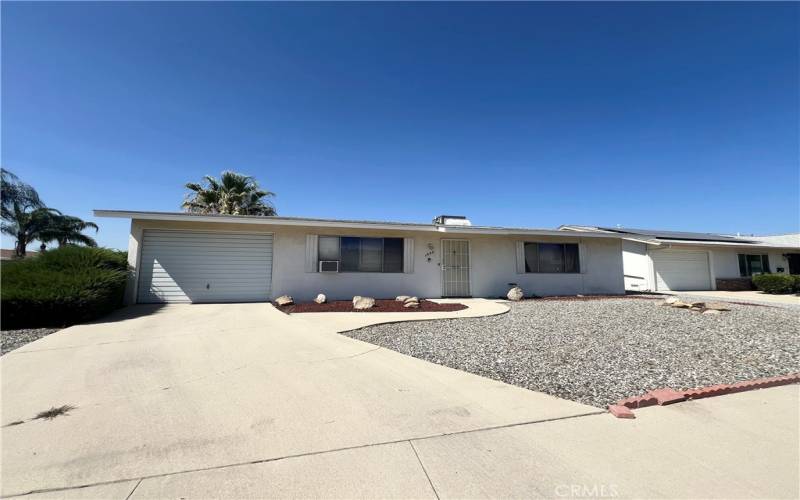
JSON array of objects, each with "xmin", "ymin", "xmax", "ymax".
[
  {"xmin": 182, "ymin": 171, "xmax": 276, "ymax": 216},
  {"xmin": 39, "ymin": 214, "xmax": 99, "ymax": 248},
  {"xmin": 0, "ymin": 168, "xmax": 58, "ymax": 256}
]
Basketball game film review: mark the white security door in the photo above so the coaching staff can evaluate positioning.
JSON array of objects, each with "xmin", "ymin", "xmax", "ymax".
[
  {"xmin": 651, "ymin": 249, "xmax": 711, "ymax": 291},
  {"xmin": 137, "ymin": 230, "xmax": 273, "ymax": 303},
  {"xmin": 441, "ymin": 239, "xmax": 471, "ymax": 297}
]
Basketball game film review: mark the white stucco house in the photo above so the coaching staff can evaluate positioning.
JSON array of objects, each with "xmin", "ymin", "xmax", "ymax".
[
  {"xmin": 95, "ymin": 210, "xmax": 627, "ymax": 304},
  {"xmin": 559, "ymin": 226, "xmax": 800, "ymax": 292}
]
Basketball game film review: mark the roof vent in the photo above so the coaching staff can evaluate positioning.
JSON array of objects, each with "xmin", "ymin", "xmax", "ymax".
[{"xmin": 433, "ymin": 215, "xmax": 472, "ymax": 226}]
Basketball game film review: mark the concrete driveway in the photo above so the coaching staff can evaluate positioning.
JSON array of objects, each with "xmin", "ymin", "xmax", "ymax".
[
  {"xmin": 666, "ymin": 289, "xmax": 800, "ymax": 307},
  {"xmin": 1, "ymin": 303, "xmax": 596, "ymax": 498},
  {"xmin": 2, "ymin": 304, "xmax": 798, "ymax": 498}
]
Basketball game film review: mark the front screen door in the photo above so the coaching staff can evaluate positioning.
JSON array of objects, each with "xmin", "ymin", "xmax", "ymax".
[{"xmin": 441, "ymin": 239, "xmax": 471, "ymax": 297}]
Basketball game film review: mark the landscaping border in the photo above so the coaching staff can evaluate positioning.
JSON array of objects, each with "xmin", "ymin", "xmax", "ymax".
[{"xmin": 608, "ymin": 372, "xmax": 800, "ymax": 419}]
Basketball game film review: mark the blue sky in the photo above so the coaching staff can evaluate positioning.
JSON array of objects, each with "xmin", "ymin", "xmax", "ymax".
[{"xmin": 3, "ymin": 2, "xmax": 798, "ymax": 251}]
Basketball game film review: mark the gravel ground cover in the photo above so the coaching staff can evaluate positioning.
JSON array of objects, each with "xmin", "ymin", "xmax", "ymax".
[
  {"xmin": 1, "ymin": 328, "xmax": 60, "ymax": 355},
  {"xmin": 342, "ymin": 298, "xmax": 800, "ymax": 408}
]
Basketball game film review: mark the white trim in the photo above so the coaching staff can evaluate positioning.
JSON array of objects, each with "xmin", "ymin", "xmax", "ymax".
[
  {"xmin": 578, "ymin": 240, "xmax": 587, "ymax": 274},
  {"xmin": 93, "ymin": 210, "xmax": 627, "ymax": 239},
  {"xmin": 403, "ymin": 238, "xmax": 414, "ymax": 274},
  {"xmin": 305, "ymin": 234, "xmax": 319, "ymax": 273},
  {"xmin": 515, "ymin": 241, "xmax": 525, "ymax": 274}
]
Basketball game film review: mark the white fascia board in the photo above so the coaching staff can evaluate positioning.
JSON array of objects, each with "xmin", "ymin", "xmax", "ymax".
[
  {"xmin": 653, "ymin": 239, "xmax": 797, "ymax": 250},
  {"xmin": 558, "ymin": 225, "xmax": 614, "ymax": 233},
  {"xmin": 435, "ymin": 226, "xmax": 622, "ymax": 239},
  {"xmin": 94, "ymin": 210, "xmax": 435, "ymax": 232},
  {"xmin": 622, "ymin": 236, "xmax": 661, "ymax": 245},
  {"xmin": 94, "ymin": 209, "xmax": 626, "ymax": 239}
]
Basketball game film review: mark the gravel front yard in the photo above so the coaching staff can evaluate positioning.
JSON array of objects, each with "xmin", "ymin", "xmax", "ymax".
[
  {"xmin": 342, "ymin": 298, "xmax": 800, "ymax": 408},
  {"xmin": 1, "ymin": 328, "xmax": 60, "ymax": 355}
]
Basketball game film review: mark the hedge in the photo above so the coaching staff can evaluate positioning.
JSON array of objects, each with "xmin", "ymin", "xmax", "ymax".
[
  {"xmin": 751, "ymin": 273, "xmax": 799, "ymax": 295},
  {"xmin": 1, "ymin": 247, "xmax": 129, "ymax": 329}
]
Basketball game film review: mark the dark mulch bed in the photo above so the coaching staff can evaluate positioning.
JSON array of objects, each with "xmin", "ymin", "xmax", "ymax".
[{"xmin": 275, "ymin": 299, "xmax": 468, "ymax": 314}]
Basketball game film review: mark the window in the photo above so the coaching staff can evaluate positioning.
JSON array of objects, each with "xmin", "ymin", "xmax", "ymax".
[
  {"xmin": 524, "ymin": 242, "xmax": 580, "ymax": 273},
  {"xmin": 738, "ymin": 254, "xmax": 770, "ymax": 277},
  {"xmin": 318, "ymin": 236, "xmax": 404, "ymax": 273}
]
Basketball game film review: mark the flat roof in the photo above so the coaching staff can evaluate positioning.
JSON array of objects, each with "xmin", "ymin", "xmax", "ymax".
[
  {"xmin": 93, "ymin": 209, "xmax": 624, "ymax": 239},
  {"xmin": 594, "ymin": 226, "xmax": 753, "ymax": 243},
  {"xmin": 559, "ymin": 225, "xmax": 799, "ymax": 249}
]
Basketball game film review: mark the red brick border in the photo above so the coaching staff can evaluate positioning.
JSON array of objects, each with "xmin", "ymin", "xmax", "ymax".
[{"xmin": 608, "ymin": 373, "xmax": 800, "ymax": 418}]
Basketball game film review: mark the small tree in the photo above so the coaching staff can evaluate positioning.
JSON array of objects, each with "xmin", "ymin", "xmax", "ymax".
[
  {"xmin": 39, "ymin": 214, "xmax": 99, "ymax": 248},
  {"xmin": 0, "ymin": 168, "xmax": 59, "ymax": 257},
  {"xmin": 182, "ymin": 171, "xmax": 276, "ymax": 216}
]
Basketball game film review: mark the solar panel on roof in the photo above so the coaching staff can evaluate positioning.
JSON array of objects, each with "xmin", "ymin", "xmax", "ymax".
[{"xmin": 597, "ymin": 227, "xmax": 755, "ymax": 243}]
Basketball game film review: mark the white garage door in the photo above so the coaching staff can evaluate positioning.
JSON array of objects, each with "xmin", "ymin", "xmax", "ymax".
[
  {"xmin": 651, "ymin": 249, "xmax": 711, "ymax": 291},
  {"xmin": 137, "ymin": 230, "xmax": 273, "ymax": 303}
]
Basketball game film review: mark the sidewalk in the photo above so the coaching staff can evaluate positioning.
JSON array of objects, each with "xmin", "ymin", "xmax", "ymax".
[
  {"xmin": 20, "ymin": 385, "xmax": 798, "ymax": 499},
  {"xmin": 666, "ymin": 289, "xmax": 800, "ymax": 308}
]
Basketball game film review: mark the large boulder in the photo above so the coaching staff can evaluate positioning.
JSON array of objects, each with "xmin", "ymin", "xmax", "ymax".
[
  {"xmin": 507, "ymin": 286, "xmax": 524, "ymax": 301},
  {"xmin": 353, "ymin": 296, "xmax": 375, "ymax": 310},
  {"xmin": 275, "ymin": 295, "xmax": 294, "ymax": 306},
  {"xmin": 403, "ymin": 301, "xmax": 420, "ymax": 309},
  {"xmin": 396, "ymin": 295, "xmax": 411, "ymax": 302},
  {"xmin": 314, "ymin": 294, "xmax": 327, "ymax": 304},
  {"xmin": 404, "ymin": 296, "xmax": 419, "ymax": 304}
]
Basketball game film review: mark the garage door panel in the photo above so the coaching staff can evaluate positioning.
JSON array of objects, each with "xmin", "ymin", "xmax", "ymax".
[
  {"xmin": 137, "ymin": 230, "xmax": 273, "ymax": 303},
  {"xmin": 651, "ymin": 250, "xmax": 711, "ymax": 291}
]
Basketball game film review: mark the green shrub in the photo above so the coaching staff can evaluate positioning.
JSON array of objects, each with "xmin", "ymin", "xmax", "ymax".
[
  {"xmin": 751, "ymin": 273, "xmax": 797, "ymax": 295},
  {"xmin": 1, "ymin": 246, "xmax": 129, "ymax": 329}
]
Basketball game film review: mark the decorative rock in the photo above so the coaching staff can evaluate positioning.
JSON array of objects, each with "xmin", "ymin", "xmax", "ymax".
[
  {"xmin": 353, "ymin": 296, "xmax": 375, "ymax": 310},
  {"xmin": 703, "ymin": 309, "xmax": 722, "ymax": 315},
  {"xmin": 404, "ymin": 296, "xmax": 419, "ymax": 304},
  {"xmin": 664, "ymin": 296, "xmax": 679, "ymax": 305},
  {"xmin": 275, "ymin": 295, "xmax": 294, "ymax": 306},
  {"xmin": 705, "ymin": 302, "xmax": 731, "ymax": 311},
  {"xmin": 507, "ymin": 286, "xmax": 524, "ymax": 301},
  {"xmin": 403, "ymin": 301, "xmax": 420, "ymax": 308},
  {"xmin": 314, "ymin": 294, "xmax": 326, "ymax": 304},
  {"xmin": 671, "ymin": 301, "xmax": 692, "ymax": 309},
  {"xmin": 396, "ymin": 295, "xmax": 411, "ymax": 302}
]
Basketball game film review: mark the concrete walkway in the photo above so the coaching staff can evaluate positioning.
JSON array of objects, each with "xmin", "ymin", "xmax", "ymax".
[
  {"xmin": 2, "ymin": 304, "xmax": 797, "ymax": 498},
  {"xmin": 292, "ymin": 298, "xmax": 508, "ymax": 332},
  {"xmin": 665, "ymin": 289, "xmax": 800, "ymax": 307}
]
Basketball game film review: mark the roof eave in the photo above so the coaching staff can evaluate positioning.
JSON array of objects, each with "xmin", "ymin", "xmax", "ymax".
[{"xmin": 94, "ymin": 210, "xmax": 625, "ymax": 239}]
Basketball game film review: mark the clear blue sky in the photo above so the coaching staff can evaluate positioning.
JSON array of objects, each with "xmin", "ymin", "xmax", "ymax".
[{"xmin": 3, "ymin": 2, "xmax": 798, "ymax": 251}]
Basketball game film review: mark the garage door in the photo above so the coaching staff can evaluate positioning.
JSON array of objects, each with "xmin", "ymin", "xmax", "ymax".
[
  {"xmin": 651, "ymin": 249, "xmax": 711, "ymax": 291},
  {"xmin": 137, "ymin": 230, "xmax": 273, "ymax": 303}
]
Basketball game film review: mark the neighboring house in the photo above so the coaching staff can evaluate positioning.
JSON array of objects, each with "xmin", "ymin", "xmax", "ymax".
[
  {"xmin": 559, "ymin": 226, "xmax": 800, "ymax": 292},
  {"xmin": 95, "ymin": 210, "xmax": 627, "ymax": 304}
]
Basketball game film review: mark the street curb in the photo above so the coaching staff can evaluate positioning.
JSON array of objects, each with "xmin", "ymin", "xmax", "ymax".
[{"xmin": 608, "ymin": 372, "xmax": 800, "ymax": 418}]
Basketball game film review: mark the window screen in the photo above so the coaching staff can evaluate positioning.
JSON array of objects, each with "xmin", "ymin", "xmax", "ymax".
[{"xmin": 524, "ymin": 243, "xmax": 580, "ymax": 274}]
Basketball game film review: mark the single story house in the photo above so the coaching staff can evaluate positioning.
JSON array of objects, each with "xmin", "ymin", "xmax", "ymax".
[
  {"xmin": 559, "ymin": 226, "xmax": 800, "ymax": 292},
  {"xmin": 95, "ymin": 210, "xmax": 627, "ymax": 304}
]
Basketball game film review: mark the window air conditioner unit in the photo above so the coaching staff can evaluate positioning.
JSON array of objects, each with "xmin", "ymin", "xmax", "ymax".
[{"xmin": 319, "ymin": 260, "xmax": 340, "ymax": 273}]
